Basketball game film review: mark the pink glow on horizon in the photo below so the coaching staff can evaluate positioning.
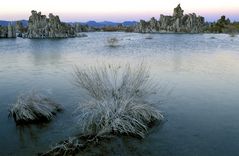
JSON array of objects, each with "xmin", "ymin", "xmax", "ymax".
[
  {"xmin": 1, "ymin": 11, "xmax": 238, "ymax": 22},
  {"xmin": 0, "ymin": 0, "xmax": 238, "ymax": 22},
  {"xmin": 1, "ymin": 12, "xmax": 238, "ymax": 23}
]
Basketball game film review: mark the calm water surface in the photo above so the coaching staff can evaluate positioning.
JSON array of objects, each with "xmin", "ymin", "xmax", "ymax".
[{"xmin": 0, "ymin": 32, "xmax": 239, "ymax": 156}]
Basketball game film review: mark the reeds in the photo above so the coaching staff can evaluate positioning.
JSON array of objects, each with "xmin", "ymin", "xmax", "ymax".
[
  {"xmin": 9, "ymin": 91, "xmax": 62, "ymax": 124},
  {"xmin": 73, "ymin": 63, "xmax": 163, "ymax": 138}
]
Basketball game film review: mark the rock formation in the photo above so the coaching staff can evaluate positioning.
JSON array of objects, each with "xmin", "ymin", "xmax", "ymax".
[
  {"xmin": 205, "ymin": 15, "xmax": 239, "ymax": 33},
  {"xmin": 24, "ymin": 10, "xmax": 76, "ymax": 38},
  {"xmin": 73, "ymin": 23, "xmax": 90, "ymax": 32},
  {"xmin": 0, "ymin": 23, "xmax": 16, "ymax": 38},
  {"xmin": 173, "ymin": 4, "xmax": 184, "ymax": 18},
  {"xmin": 15, "ymin": 21, "xmax": 27, "ymax": 37},
  {"xmin": 0, "ymin": 26, "xmax": 8, "ymax": 38},
  {"xmin": 7, "ymin": 23, "xmax": 16, "ymax": 38},
  {"xmin": 134, "ymin": 4, "xmax": 205, "ymax": 33}
]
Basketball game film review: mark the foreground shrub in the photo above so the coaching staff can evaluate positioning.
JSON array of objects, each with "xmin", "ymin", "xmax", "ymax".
[
  {"xmin": 9, "ymin": 91, "xmax": 62, "ymax": 124},
  {"xmin": 73, "ymin": 63, "xmax": 163, "ymax": 138},
  {"xmin": 41, "ymin": 63, "xmax": 163, "ymax": 155}
]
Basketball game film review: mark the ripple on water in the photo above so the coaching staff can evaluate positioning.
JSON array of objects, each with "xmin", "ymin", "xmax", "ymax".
[{"xmin": 0, "ymin": 32, "xmax": 239, "ymax": 156}]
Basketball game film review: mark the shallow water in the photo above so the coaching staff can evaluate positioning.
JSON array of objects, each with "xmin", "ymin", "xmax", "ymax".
[{"xmin": 0, "ymin": 32, "xmax": 239, "ymax": 156}]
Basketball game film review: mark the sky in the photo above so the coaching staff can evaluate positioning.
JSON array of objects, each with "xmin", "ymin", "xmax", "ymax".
[{"xmin": 0, "ymin": 0, "xmax": 238, "ymax": 22}]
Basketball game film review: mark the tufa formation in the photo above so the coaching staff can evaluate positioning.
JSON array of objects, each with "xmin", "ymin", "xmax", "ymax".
[
  {"xmin": 0, "ymin": 23, "xmax": 16, "ymax": 38},
  {"xmin": 134, "ymin": 4, "xmax": 205, "ymax": 33},
  {"xmin": 24, "ymin": 10, "xmax": 77, "ymax": 38}
]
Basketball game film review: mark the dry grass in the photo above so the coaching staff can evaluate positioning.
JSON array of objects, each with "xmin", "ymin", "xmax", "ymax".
[
  {"xmin": 9, "ymin": 91, "xmax": 62, "ymax": 124},
  {"xmin": 73, "ymin": 63, "xmax": 163, "ymax": 138}
]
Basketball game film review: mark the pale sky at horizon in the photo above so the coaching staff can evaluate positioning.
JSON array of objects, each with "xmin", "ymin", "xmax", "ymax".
[{"xmin": 0, "ymin": 0, "xmax": 238, "ymax": 22}]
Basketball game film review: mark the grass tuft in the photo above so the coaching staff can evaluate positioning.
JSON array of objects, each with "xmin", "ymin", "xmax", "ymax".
[
  {"xmin": 73, "ymin": 63, "xmax": 163, "ymax": 138},
  {"xmin": 9, "ymin": 91, "xmax": 62, "ymax": 124}
]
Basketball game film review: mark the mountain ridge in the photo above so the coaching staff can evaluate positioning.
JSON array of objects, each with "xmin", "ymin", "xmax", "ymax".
[{"xmin": 0, "ymin": 20, "xmax": 137, "ymax": 27}]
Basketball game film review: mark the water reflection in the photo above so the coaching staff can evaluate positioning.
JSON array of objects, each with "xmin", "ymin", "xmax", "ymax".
[
  {"xmin": 28, "ymin": 40, "xmax": 63, "ymax": 66},
  {"xmin": 0, "ymin": 33, "xmax": 239, "ymax": 155}
]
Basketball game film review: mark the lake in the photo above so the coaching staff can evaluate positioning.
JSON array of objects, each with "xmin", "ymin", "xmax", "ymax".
[{"xmin": 0, "ymin": 32, "xmax": 239, "ymax": 156}]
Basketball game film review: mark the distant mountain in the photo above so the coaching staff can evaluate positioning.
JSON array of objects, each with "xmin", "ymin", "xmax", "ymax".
[
  {"xmin": 122, "ymin": 21, "xmax": 138, "ymax": 27},
  {"xmin": 0, "ymin": 20, "xmax": 28, "ymax": 27},
  {"xmin": 0, "ymin": 20, "xmax": 9, "ymax": 26},
  {"xmin": 19, "ymin": 20, "xmax": 28, "ymax": 27},
  {"xmin": 0, "ymin": 20, "xmax": 137, "ymax": 28},
  {"xmin": 80, "ymin": 21, "xmax": 138, "ymax": 28}
]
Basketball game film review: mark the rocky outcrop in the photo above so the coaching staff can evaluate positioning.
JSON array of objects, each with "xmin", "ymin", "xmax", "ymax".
[
  {"xmin": 0, "ymin": 26, "xmax": 8, "ymax": 38},
  {"xmin": 134, "ymin": 18, "xmax": 159, "ymax": 33},
  {"xmin": 73, "ymin": 23, "xmax": 90, "ymax": 32},
  {"xmin": 173, "ymin": 4, "xmax": 184, "ymax": 18},
  {"xmin": 205, "ymin": 15, "xmax": 239, "ymax": 33},
  {"xmin": 8, "ymin": 23, "xmax": 16, "ymax": 38},
  {"xmin": 24, "ymin": 10, "xmax": 76, "ymax": 38},
  {"xmin": 15, "ymin": 21, "xmax": 27, "ymax": 37},
  {"xmin": 134, "ymin": 4, "xmax": 205, "ymax": 33},
  {"xmin": 0, "ymin": 23, "xmax": 16, "ymax": 38}
]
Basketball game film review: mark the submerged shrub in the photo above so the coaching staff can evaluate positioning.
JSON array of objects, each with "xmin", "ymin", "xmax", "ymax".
[
  {"xmin": 9, "ymin": 91, "xmax": 62, "ymax": 124},
  {"xmin": 73, "ymin": 63, "xmax": 163, "ymax": 138},
  {"xmin": 107, "ymin": 37, "xmax": 119, "ymax": 47},
  {"xmin": 145, "ymin": 35, "xmax": 153, "ymax": 39},
  {"xmin": 40, "ymin": 137, "xmax": 84, "ymax": 156},
  {"xmin": 40, "ymin": 135, "xmax": 108, "ymax": 156},
  {"xmin": 229, "ymin": 33, "xmax": 237, "ymax": 37}
]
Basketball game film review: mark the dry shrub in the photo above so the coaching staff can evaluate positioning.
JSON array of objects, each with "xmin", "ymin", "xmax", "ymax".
[
  {"xmin": 9, "ymin": 91, "xmax": 62, "ymax": 124},
  {"xmin": 73, "ymin": 63, "xmax": 163, "ymax": 138}
]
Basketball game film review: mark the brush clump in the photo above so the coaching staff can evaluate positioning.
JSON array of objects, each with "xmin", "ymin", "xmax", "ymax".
[
  {"xmin": 73, "ymin": 63, "xmax": 163, "ymax": 138},
  {"xmin": 40, "ymin": 135, "xmax": 109, "ymax": 156},
  {"xmin": 40, "ymin": 137, "xmax": 84, "ymax": 156},
  {"xmin": 107, "ymin": 37, "xmax": 119, "ymax": 47},
  {"xmin": 229, "ymin": 33, "xmax": 237, "ymax": 37},
  {"xmin": 145, "ymin": 34, "xmax": 153, "ymax": 39},
  {"xmin": 9, "ymin": 91, "xmax": 62, "ymax": 124}
]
